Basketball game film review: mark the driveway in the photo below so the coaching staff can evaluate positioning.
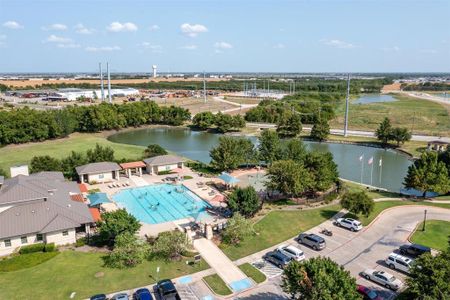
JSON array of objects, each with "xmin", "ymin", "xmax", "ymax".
[{"xmin": 237, "ymin": 205, "xmax": 450, "ymax": 299}]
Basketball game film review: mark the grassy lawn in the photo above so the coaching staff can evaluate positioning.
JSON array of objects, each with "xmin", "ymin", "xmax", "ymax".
[
  {"xmin": 342, "ymin": 181, "xmax": 402, "ymax": 199},
  {"xmin": 331, "ymin": 94, "xmax": 450, "ymax": 137},
  {"xmin": 410, "ymin": 220, "xmax": 450, "ymax": 251},
  {"xmin": 239, "ymin": 263, "xmax": 266, "ymax": 284},
  {"xmin": 221, "ymin": 204, "xmax": 341, "ymax": 261},
  {"xmin": 203, "ymin": 274, "xmax": 232, "ymax": 296},
  {"xmin": 0, "ymin": 132, "xmax": 145, "ymax": 174},
  {"xmin": 0, "ymin": 252, "xmax": 59, "ymax": 272},
  {"xmin": 0, "ymin": 250, "xmax": 208, "ymax": 300},
  {"xmin": 346, "ymin": 201, "xmax": 450, "ymax": 226}
]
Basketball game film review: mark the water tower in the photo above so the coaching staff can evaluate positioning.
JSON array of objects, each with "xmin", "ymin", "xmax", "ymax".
[{"xmin": 152, "ymin": 65, "xmax": 157, "ymax": 78}]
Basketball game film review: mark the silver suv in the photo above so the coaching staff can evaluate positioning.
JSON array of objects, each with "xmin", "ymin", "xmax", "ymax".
[
  {"xmin": 297, "ymin": 233, "xmax": 326, "ymax": 250},
  {"xmin": 385, "ymin": 253, "xmax": 414, "ymax": 274},
  {"xmin": 335, "ymin": 218, "xmax": 363, "ymax": 232}
]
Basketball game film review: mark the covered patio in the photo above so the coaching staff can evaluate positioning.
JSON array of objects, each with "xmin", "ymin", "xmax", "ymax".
[{"xmin": 120, "ymin": 161, "xmax": 146, "ymax": 177}]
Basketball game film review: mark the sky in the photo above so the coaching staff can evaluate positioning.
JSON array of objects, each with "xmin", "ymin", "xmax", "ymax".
[{"xmin": 0, "ymin": 0, "xmax": 449, "ymax": 73}]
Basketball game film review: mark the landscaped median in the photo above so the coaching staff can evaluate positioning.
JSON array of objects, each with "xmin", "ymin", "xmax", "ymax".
[
  {"xmin": 410, "ymin": 220, "xmax": 450, "ymax": 251},
  {"xmin": 0, "ymin": 251, "xmax": 209, "ymax": 300}
]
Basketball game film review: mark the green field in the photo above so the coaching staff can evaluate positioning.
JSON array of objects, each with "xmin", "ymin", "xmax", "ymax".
[
  {"xmin": 203, "ymin": 274, "xmax": 232, "ymax": 296},
  {"xmin": 411, "ymin": 220, "xmax": 450, "ymax": 251},
  {"xmin": 0, "ymin": 251, "xmax": 208, "ymax": 300},
  {"xmin": 0, "ymin": 252, "xmax": 59, "ymax": 272},
  {"xmin": 331, "ymin": 94, "xmax": 450, "ymax": 137},
  {"xmin": 221, "ymin": 205, "xmax": 341, "ymax": 260},
  {"xmin": 0, "ymin": 132, "xmax": 145, "ymax": 174}
]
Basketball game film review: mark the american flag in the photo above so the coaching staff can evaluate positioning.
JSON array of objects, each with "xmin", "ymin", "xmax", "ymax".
[
  {"xmin": 359, "ymin": 155, "xmax": 363, "ymax": 162},
  {"xmin": 368, "ymin": 157, "xmax": 373, "ymax": 165}
]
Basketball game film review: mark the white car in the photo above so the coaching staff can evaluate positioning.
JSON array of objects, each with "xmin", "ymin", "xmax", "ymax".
[
  {"xmin": 361, "ymin": 269, "xmax": 403, "ymax": 291},
  {"xmin": 277, "ymin": 244, "xmax": 305, "ymax": 261},
  {"xmin": 385, "ymin": 252, "xmax": 414, "ymax": 274},
  {"xmin": 335, "ymin": 218, "xmax": 363, "ymax": 232}
]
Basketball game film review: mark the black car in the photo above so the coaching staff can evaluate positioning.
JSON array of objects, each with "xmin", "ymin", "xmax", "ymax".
[
  {"xmin": 134, "ymin": 288, "xmax": 153, "ymax": 300},
  {"xmin": 399, "ymin": 243, "xmax": 431, "ymax": 258},
  {"xmin": 154, "ymin": 279, "xmax": 181, "ymax": 300},
  {"xmin": 90, "ymin": 294, "xmax": 107, "ymax": 300},
  {"xmin": 263, "ymin": 250, "xmax": 293, "ymax": 268}
]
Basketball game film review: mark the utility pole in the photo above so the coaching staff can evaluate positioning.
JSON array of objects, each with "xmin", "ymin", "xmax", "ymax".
[
  {"xmin": 344, "ymin": 73, "xmax": 350, "ymax": 137},
  {"xmin": 99, "ymin": 62, "xmax": 104, "ymax": 101},
  {"xmin": 107, "ymin": 62, "xmax": 112, "ymax": 103},
  {"xmin": 203, "ymin": 71, "xmax": 206, "ymax": 103}
]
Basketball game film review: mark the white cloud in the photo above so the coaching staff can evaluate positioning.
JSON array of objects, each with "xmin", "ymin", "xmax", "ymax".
[
  {"xmin": 180, "ymin": 23, "xmax": 208, "ymax": 37},
  {"xmin": 57, "ymin": 43, "xmax": 80, "ymax": 48},
  {"xmin": 107, "ymin": 22, "xmax": 138, "ymax": 32},
  {"xmin": 214, "ymin": 41, "xmax": 233, "ymax": 49},
  {"xmin": 45, "ymin": 35, "xmax": 72, "ymax": 43},
  {"xmin": 85, "ymin": 46, "xmax": 121, "ymax": 52},
  {"xmin": 140, "ymin": 42, "xmax": 162, "ymax": 53},
  {"xmin": 181, "ymin": 45, "xmax": 198, "ymax": 50},
  {"xmin": 420, "ymin": 49, "xmax": 438, "ymax": 54},
  {"xmin": 3, "ymin": 21, "xmax": 23, "ymax": 29},
  {"xmin": 75, "ymin": 23, "xmax": 94, "ymax": 34},
  {"xmin": 321, "ymin": 39, "xmax": 356, "ymax": 49},
  {"xmin": 149, "ymin": 25, "xmax": 160, "ymax": 31},
  {"xmin": 273, "ymin": 43, "xmax": 285, "ymax": 49},
  {"xmin": 42, "ymin": 23, "xmax": 67, "ymax": 31},
  {"xmin": 381, "ymin": 46, "xmax": 400, "ymax": 52}
]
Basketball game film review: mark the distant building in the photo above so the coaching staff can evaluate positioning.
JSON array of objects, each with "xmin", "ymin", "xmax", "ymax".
[
  {"xmin": 143, "ymin": 155, "xmax": 185, "ymax": 175},
  {"xmin": 0, "ymin": 172, "xmax": 93, "ymax": 256},
  {"xmin": 427, "ymin": 140, "xmax": 449, "ymax": 152}
]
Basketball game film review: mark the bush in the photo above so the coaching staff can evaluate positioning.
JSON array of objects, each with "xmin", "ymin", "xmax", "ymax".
[
  {"xmin": 75, "ymin": 238, "xmax": 86, "ymax": 247},
  {"xmin": 157, "ymin": 170, "xmax": 172, "ymax": 175},
  {"xmin": 149, "ymin": 230, "xmax": 189, "ymax": 261},
  {"xmin": 19, "ymin": 243, "xmax": 45, "ymax": 254},
  {"xmin": 44, "ymin": 243, "xmax": 56, "ymax": 252},
  {"xmin": 183, "ymin": 175, "xmax": 193, "ymax": 180}
]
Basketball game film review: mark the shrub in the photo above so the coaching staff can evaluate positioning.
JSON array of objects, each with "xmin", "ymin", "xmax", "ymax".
[
  {"xmin": 157, "ymin": 170, "xmax": 172, "ymax": 175},
  {"xmin": 19, "ymin": 243, "xmax": 45, "ymax": 254},
  {"xmin": 75, "ymin": 238, "xmax": 86, "ymax": 247},
  {"xmin": 149, "ymin": 230, "xmax": 189, "ymax": 261},
  {"xmin": 44, "ymin": 243, "xmax": 56, "ymax": 252}
]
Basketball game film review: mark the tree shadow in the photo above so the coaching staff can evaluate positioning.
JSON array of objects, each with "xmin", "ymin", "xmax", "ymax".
[
  {"xmin": 237, "ymin": 292, "xmax": 290, "ymax": 300},
  {"xmin": 319, "ymin": 209, "xmax": 341, "ymax": 220}
]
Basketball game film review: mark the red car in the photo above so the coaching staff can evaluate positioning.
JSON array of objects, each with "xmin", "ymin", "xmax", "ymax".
[{"xmin": 357, "ymin": 284, "xmax": 384, "ymax": 300}]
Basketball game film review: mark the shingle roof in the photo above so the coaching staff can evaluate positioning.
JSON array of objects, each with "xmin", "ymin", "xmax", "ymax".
[
  {"xmin": 143, "ymin": 155, "xmax": 185, "ymax": 166},
  {"xmin": 0, "ymin": 172, "xmax": 94, "ymax": 239},
  {"xmin": 75, "ymin": 162, "xmax": 121, "ymax": 175}
]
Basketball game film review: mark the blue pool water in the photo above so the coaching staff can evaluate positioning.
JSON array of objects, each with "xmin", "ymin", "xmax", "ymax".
[{"xmin": 113, "ymin": 184, "xmax": 210, "ymax": 224}]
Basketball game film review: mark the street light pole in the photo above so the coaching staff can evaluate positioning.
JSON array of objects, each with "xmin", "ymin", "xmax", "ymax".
[{"xmin": 422, "ymin": 209, "xmax": 427, "ymax": 231}]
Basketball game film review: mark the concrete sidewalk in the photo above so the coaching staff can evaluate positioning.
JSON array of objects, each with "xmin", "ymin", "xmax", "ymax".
[{"xmin": 194, "ymin": 238, "xmax": 250, "ymax": 290}]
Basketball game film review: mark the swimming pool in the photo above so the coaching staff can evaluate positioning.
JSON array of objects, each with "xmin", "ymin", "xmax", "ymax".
[{"xmin": 113, "ymin": 184, "xmax": 211, "ymax": 224}]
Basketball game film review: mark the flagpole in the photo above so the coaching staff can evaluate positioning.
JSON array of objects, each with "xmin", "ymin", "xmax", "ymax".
[
  {"xmin": 370, "ymin": 161, "xmax": 374, "ymax": 187},
  {"xmin": 379, "ymin": 159, "xmax": 382, "ymax": 184},
  {"xmin": 360, "ymin": 155, "xmax": 364, "ymax": 184}
]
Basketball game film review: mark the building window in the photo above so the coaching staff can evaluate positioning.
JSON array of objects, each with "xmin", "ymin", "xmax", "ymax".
[
  {"xmin": 62, "ymin": 230, "xmax": 69, "ymax": 236},
  {"xmin": 36, "ymin": 234, "xmax": 43, "ymax": 241},
  {"xmin": 99, "ymin": 174, "xmax": 104, "ymax": 179},
  {"xmin": 4, "ymin": 239, "xmax": 11, "ymax": 247},
  {"xmin": 21, "ymin": 236, "xmax": 28, "ymax": 244}
]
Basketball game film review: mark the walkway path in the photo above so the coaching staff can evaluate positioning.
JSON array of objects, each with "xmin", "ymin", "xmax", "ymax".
[
  {"xmin": 130, "ymin": 175, "xmax": 148, "ymax": 187},
  {"xmin": 193, "ymin": 238, "xmax": 253, "ymax": 293}
]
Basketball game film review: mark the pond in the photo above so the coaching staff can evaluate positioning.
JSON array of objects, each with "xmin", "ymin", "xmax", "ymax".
[
  {"xmin": 353, "ymin": 94, "xmax": 397, "ymax": 104},
  {"xmin": 108, "ymin": 127, "xmax": 412, "ymax": 192}
]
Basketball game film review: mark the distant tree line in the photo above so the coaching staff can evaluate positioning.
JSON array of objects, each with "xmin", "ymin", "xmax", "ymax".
[
  {"xmin": 192, "ymin": 111, "xmax": 245, "ymax": 133},
  {"xmin": 401, "ymin": 82, "xmax": 450, "ymax": 91},
  {"xmin": 0, "ymin": 101, "xmax": 191, "ymax": 145}
]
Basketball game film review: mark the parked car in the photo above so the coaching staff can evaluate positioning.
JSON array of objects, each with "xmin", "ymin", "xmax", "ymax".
[
  {"xmin": 263, "ymin": 250, "xmax": 293, "ymax": 268},
  {"xmin": 361, "ymin": 269, "xmax": 403, "ymax": 291},
  {"xmin": 134, "ymin": 288, "xmax": 153, "ymax": 300},
  {"xmin": 334, "ymin": 218, "xmax": 363, "ymax": 232},
  {"xmin": 110, "ymin": 293, "xmax": 129, "ymax": 300},
  {"xmin": 277, "ymin": 244, "xmax": 305, "ymax": 261},
  {"xmin": 385, "ymin": 252, "xmax": 414, "ymax": 274},
  {"xmin": 297, "ymin": 233, "xmax": 326, "ymax": 250},
  {"xmin": 399, "ymin": 243, "xmax": 431, "ymax": 258},
  {"xmin": 155, "ymin": 279, "xmax": 181, "ymax": 300},
  {"xmin": 90, "ymin": 294, "xmax": 107, "ymax": 300},
  {"xmin": 356, "ymin": 284, "xmax": 384, "ymax": 300}
]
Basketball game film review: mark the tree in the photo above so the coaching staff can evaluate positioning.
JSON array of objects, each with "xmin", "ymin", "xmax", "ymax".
[
  {"xmin": 210, "ymin": 136, "xmax": 254, "ymax": 171},
  {"xmin": 61, "ymin": 151, "xmax": 87, "ymax": 180},
  {"xmin": 281, "ymin": 257, "xmax": 360, "ymax": 300},
  {"xmin": 214, "ymin": 112, "xmax": 245, "ymax": 133},
  {"xmin": 266, "ymin": 160, "xmax": 313, "ymax": 197},
  {"xmin": 105, "ymin": 232, "xmax": 148, "ymax": 268},
  {"xmin": 406, "ymin": 250, "xmax": 450, "ymax": 299},
  {"xmin": 0, "ymin": 167, "xmax": 8, "ymax": 178},
  {"xmin": 258, "ymin": 130, "xmax": 282, "ymax": 165},
  {"xmin": 222, "ymin": 213, "xmax": 254, "ymax": 245},
  {"xmin": 30, "ymin": 155, "xmax": 62, "ymax": 173},
  {"xmin": 404, "ymin": 151, "xmax": 450, "ymax": 197},
  {"xmin": 98, "ymin": 209, "xmax": 141, "ymax": 244},
  {"xmin": 282, "ymin": 139, "xmax": 306, "ymax": 162},
  {"xmin": 192, "ymin": 111, "xmax": 215, "ymax": 130},
  {"xmin": 310, "ymin": 118, "xmax": 330, "ymax": 142},
  {"xmin": 149, "ymin": 230, "xmax": 189, "ymax": 261},
  {"xmin": 227, "ymin": 186, "xmax": 262, "ymax": 218},
  {"xmin": 340, "ymin": 191, "xmax": 374, "ymax": 217},
  {"xmin": 276, "ymin": 114, "xmax": 302, "ymax": 138},
  {"xmin": 303, "ymin": 152, "xmax": 339, "ymax": 192},
  {"xmin": 144, "ymin": 144, "xmax": 167, "ymax": 158},
  {"xmin": 86, "ymin": 143, "xmax": 115, "ymax": 163},
  {"xmin": 375, "ymin": 117, "xmax": 393, "ymax": 145},
  {"xmin": 390, "ymin": 127, "xmax": 411, "ymax": 146}
]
